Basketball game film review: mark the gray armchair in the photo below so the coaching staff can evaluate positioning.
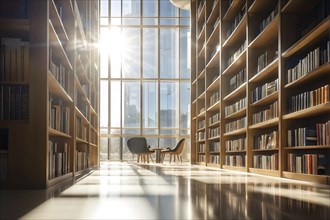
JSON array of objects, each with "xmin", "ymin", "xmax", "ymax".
[
  {"xmin": 161, "ymin": 139, "xmax": 185, "ymax": 163},
  {"xmin": 127, "ymin": 137, "xmax": 154, "ymax": 163}
]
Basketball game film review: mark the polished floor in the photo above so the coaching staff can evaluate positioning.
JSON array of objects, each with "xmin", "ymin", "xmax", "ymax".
[{"xmin": 1, "ymin": 161, "xmax": 330, "ymax": 219}]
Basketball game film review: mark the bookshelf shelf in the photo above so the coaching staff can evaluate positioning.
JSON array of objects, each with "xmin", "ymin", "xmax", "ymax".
[
  {"xmin": 222, "ymin": 50, "xmax": 247, "ymax": 76},
  {"xmin": 249, "ymin": 117, "xmax": 279, "ymax": 129},
  {"xmin": 207, "ymin": 101, "xmax": 220, "ymax": 112},
  {"xmin": 222, "ymin": 165, "xmax": 246, "ymax": 172},
  {"xmin": 282, "ymin": 171, "xmax": 330, "ymax": 185},
  {"xmin": 223, "ymin": 82, "xmax": 247, "ymax": 101},
  {"xmin": 190, "ymin": 0, "xmax": 330, "ymax": 185},
  {"xmin": 249, "ymin": 15, "xmax": 279, "ymax": 49},
  {"xmin": 224, "ymin": 128, "xmax": 247, "ymax": 136},
  {"xmin": 223, "ymin": 0, "xmax": 245, "ymax": 22},
  {"xmin": 283, "ymin": 102, "xmax": 330, "ymax": 119},
  {"xmin": 284, "ymin": 62, "xmax": 330, "ymax": 89},
  {"xmin": 0, "ymin": 18, "xmax": 29, "ymax": 34},
  {"xmin": 47, "ymin": 172, "xmax": 73, "ymax": 187},
  {"xmin": 282, "ymin": 16, "xmax": 330, "ymax": 58},
  {"xmin": 76, "ymin": 137, "xmax": 88, "ymax": 144},
  {"xmin": 249, "ymin": 168, "xmax": 280, "ymax": 177},
  {"xmin": 49, "ymin": 128, "xmax": 71, "ymax": 139},
  {"xmin": 49, "ymin": 0, "xmax": 69, "ymax": 42},
  {"xmin": 197, "ymin": 127, "xmax": 206, "ymax": 132},
  {"xmin": 225, "ymin": 107, "xmax": 246, "ymax": 120},
  {"xmin": 284, "ymin": 145, "xmax": 330, "ymax": 150},
  {"xmin": 49, "ymin": 21, "xmax": 73, "ymax": 70},
  {"xmin": 207, "ymin": 163, "xmax": 221, "ymax": 168},
  {"xmin": 90, "ymin": 143, "xmax": 97, "ymax": 147},
  {"xmin": 48, "ymin": 72, "xmax": 73, "ymax": 103},
  {"xmin": 249, "ymin": 58, "xmax": 278, "ymax": 83},
  {"xmin": 75, "ymin": 107, "xmax": 89, "ymax": 125},
  {"xmin": 252, "ymin": 148, "xmax": 279, "ymax": 152},
  {"xmin": 222, "ymin": 15, "xmax": 247, "ymax": 48},
  {"xmin": 250, "ymin": 90, "xmax": 278, "ymax": 107}
]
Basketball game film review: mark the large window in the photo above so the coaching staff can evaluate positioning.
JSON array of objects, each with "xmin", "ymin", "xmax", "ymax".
[{"xmin": 100, "ymin": 0, "xmax": 190, "ymax": 161}]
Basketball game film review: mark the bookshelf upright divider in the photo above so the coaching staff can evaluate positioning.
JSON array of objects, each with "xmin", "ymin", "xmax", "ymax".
[{"xmin": 191, "ymin": 0, "xmax": 330, "ymax": 185}]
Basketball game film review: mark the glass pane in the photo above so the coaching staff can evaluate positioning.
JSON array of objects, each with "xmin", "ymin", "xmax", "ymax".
[
  {"xmin": 143, "ymin": 29, "xmax": 158, "ymax": 78},
  {"xmin": 100, "ymin": 0, "xmax": 109, "ymax": 17},
  {"xmin": 143, "ymin": 129, "xmax": 158, "ymax": 135},
  {"xmin": 111, "ymin": 81, "xmax": 121, "ymax": 127},
  {"xmin": 122, "ymin": 129, "xmax": 140, "ymax": 134},
  {"xmin": 123, "ymin": 0, "xmax": 140, "ymax": 17},
  {"xmin": 100, "ymin": 27, "xmax": 109, "ymax": 78},
  {"xmin": 160, "ymin": 82, "xmax": 178, "ymax": 128},
  {"xmin": 160, "ymin": 129, "xmax": 178, "ymax": 135},
  {"xmin": 160, "ymin": 28, "xmax": 179, "ymax": 78},
  {"xmin": 146, "ymin": 138, "xmax": 158, "ymax": 148},
  {"xmin": 111, "ymin": 0, "xmax": 121, "ymax": 17},
  {"xmin": 110, "ymin": 137, "xmax": 121, "ymax": 160},
  {"xmin": 180, "ymin": 9, "xmax": 190, "ymax": 17},
  {"xmin": 122, "ymin": 81, "xmax": 140, "ymax": 127},
  {"xmin": 123, "ymin": 18, "xmax": 140, "ymax": 25},
  {"xmin": 143, "ymin": 82, "xmax": 157, "ymax": 128},
  {"xmin": 109, "ymin": 27, "xmax": 122, "ymax": 78},
  {"xmin": 180, "ymin": 82, "xmax": 190, "ymax": 129},
  {"xmin": 142, "ymin": 18, "xmax": 158, "ymax": 25},
  {"xmin": 160, "ymin": 18, "xmax": 179, "ymax": 25},
  {"xmin": 180, "ymin": 28, "xmax": 190, "ymax": 78},
  {"xmin": 122, "ymin": 28, "xmax": 141, "ymax": 78},
  {"xmin": 100, "ymin": 80, "xmax": 109, "ymax": 127},
  {"xmin": 100, "ymin": 17, "xmax": 109, "ymax": 25},
  {"xmin": 110, "ymin": 129, "xmax": 121, "ymax": 134},
  {"xmin": 180, "ymin": 129, "xmax": 189, "ymax": 135},
  {"xmin": 100, "ymin": 137, "xmax": 108, "ymax": 161},
  {"xmin": 100, "ymin": 128, "xmax": 108, "ymax": 134},
  {"xmin": 143, "ymin": 0, "xmax": 158, "ymax": 17},
  {"xmin": 160, "ymin": 0, "xmax": 178, "ymax": 17},
  {"xmin": 180, "ymin": 18, "xmax": 190, "ymax": 25},
  {"xmin": 159, "ymin": 138, "xmax": 177, "ymax": 149},
  {"xmin": 111, "ymin": 18, "xmax": 121, "ymax": 25}
]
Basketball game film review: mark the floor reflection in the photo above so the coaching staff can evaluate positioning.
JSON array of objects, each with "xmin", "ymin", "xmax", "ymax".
[{"xmin": 1, "ymin": 162, "xmax": 329, "ymax": 219}]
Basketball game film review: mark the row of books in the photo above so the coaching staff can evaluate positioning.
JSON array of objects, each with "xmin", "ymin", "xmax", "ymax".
[
  {"xmin": 225, "ymin": 116, "xmax": 246, "ymax": 133},
  {"xmin": 209, "ymin": 141, "xmax": 220, "ymax": 152},
  {"xmin": 49, "ymin": 95, "xmax": 70, "ymax": 134},
  {"xmin": 225, "ymin": 4, "xmax": 246, "ymax": 39},
  {"xmin": 259, "ymin": 4, "xmax": 278, "ymax": 34},
  {"xmin": 252, "ymin": 101, "xmax": 278, "ymax": 124},
  {"xmin": 287, "ymin": 153, "xmax": 330, "ymax": 175},
  {"xmin": 288, "ymin": 84, "xmax": 329, "ymax": 113},
  {"xmin": 225, "ymin": 155, "xmax": 245, "ymax": 167},
  {"xmin": 252, "ymin": 78, "xmax": 278, "ymax": 103},
  {"xmin": 76, "ymin": 95, "xmax": 89, "ymax": 119},
  {"xmin": 229, "ymin": 68, "xmax": 246, "ymax": 93},
  {"xmin": 198, "ymin": 119, "xmax": 205, "ymax": 129},
  {"xmin": 288, "ymin": 121, "xmax": 330, "ymax": 147},
  {"xmin": 49, "ymin": 47, "xmax": 70, "ymax": 93},
  {"xmin": 286, "ymin": 41, "xmax": 330, "ymax": 84},
  {"xmin": 90, "ymin": 129, "xmax": 97, "ymax": 145},
  {"xmin": 209, "ymin": 91, "xmax": 220, "ymax": 107},
  {"xmin": 76, "ymin": 116, "xmax": 88, "ymax": 141},
  {"xmin": 0, "ymin": 38, "xmax": 29, "ymax": 83},
  {"xmin": 198, "ymin": 143, "xmax": 205, "ymax": 153},
  {"xmin": 209, "ymin": 155, "xmax": 220, "ymax": 164},
  {"xmin": 209, "ymin": 127, "xmax": 220, "ymax": 138},
  {"xmin": 197, "ymin": 131, "xmax": 205, "ymax": 141},
  {"xmin": 49, "ymin": 141, "xmax": 70, "ymax": 180},
  {"xmin": 76, "ymin": 151, "xmax": 88, "ymax": 171},
  {"xmin": 209, "ymin": 112, "xmax": 220, "ymax": 125},
  {"xmin": 225, "ymin": 137, "xmax": 246, "ymax": 152},
  {"xmin": 256, "ymin": 50, "xmax": 278, "ymax": 73},
  {"xmin": 226, "ymin": 40, "xmax": 247, "ymax": 68},
  {"xmin": 198, "ymin": 154, "xmax": 206, "ymax": 163},
  {"xmin": 253, "ymin": 153, "xmax": 278, "ymax": 170},
  {"xmin": 254, "ymin": 131, "xmax": 278, "ymax": 150},
  {"xmin": 0, "ymin": 85, "xmax": 29, "ymax": 120},
  {"xmin": 225, "ymin": 97, "xmax": 246, "ymax": 117}
]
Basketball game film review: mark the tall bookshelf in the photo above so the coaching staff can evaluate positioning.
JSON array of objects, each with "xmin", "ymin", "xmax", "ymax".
[
  {"xmin": 0, "ymin": 0, "xmax": 99, "ymax": 188},
  {"xmin": 190, "ymin": 0, "xmax": 330, "ymax": 184}
]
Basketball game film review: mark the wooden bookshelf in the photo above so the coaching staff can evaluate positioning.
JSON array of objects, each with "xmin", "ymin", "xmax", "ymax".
[
  {"xmin": 0, "ymin": 0, "xmax": 99, "ymax": 189},
  {"xmin": 191, "ymin": 0, "xmax": 330, "ymax": 184}
]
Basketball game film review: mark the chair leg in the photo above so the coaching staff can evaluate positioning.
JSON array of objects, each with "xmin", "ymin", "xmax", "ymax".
[
  {"xmin": 150, "ymin": 155, "xmax": 154, "ymax": 163},
  {"xmin": 147, "ymin": 154, "xmax": 150, "ymax": 163},
  {"xmin": 170, "ymin": 155, "xmax": 172, "ymax": 163},
  {"xmin": 137, "ymin": 155, "xmax": 140, "ymax": 163}
]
